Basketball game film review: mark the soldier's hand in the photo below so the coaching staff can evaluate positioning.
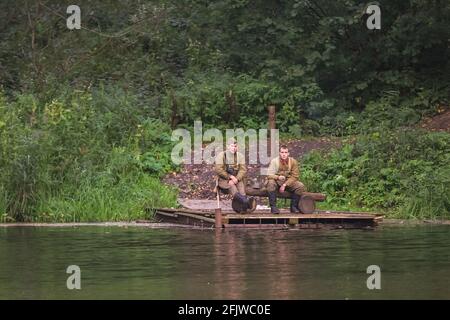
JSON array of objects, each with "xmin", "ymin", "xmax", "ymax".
[
  {"xmin": 278, "ymin": 175, "xmax": 286, "ymax": 181},
  {"xmin": 228, "ymin": 179, "xmax": 236, "ymax": 186},
  {"xmin": 230, "ymin": 175, "xmax": 238, "ymax": 184},
  {"xmin": 279, "ymin": 184, "xmax": 286, "ymax": 193}
]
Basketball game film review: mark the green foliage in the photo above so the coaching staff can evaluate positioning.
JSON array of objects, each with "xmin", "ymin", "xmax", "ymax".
[
  {"xmin": 132, "ymin": 119, "xmax": 179, "ymax": 176},
  {"xmin": 0, "ymin": 0, "xmax": 449, "ymax": 221},
  {"xmin": 164, "ymin": 72, "xmax": 329, "ymax": 133},
  {"xmin": 35, "ymin": 173, "xmax": 177, "ymax": 222},
  {"xmin": 302, "ymin": 130, "xmax": 450, "ymax": 218},
  {"xmin": 2, "ymin": 0, "xmax": 448, "ymax": 135},
  {"xmin": 0, "ymin": 89, "xmax": 178, "ymax": 222}
]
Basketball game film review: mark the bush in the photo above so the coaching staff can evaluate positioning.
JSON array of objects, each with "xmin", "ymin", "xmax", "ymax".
[
  {"xmin": 302, "ymin": 129, "xmax": 450, "ymax": 218},
  {"xmin": 0, "ymin": 88, "xmax": 178, "ymax": 222}
]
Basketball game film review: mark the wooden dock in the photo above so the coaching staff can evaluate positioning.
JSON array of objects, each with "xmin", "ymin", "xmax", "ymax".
[{"xmin": 154, "ymin": 207, "xmax": 383, "ymax": 229}]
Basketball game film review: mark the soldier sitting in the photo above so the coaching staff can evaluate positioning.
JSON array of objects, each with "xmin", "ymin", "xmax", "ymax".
[
  {"xmin": 214, "ymin": 138, "xmax": 256, "ymax": 213},
  {"xmin": 266, "ymin": 145, "xmax": 306, "ymax": 214}
]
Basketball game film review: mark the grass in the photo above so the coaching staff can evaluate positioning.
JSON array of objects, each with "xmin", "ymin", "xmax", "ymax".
[
  {"xmin": 33, "ymin": 174, "xmax": 177, "ymax": 223},
  {"xmin": 392, "ymin": 185, "xmax": 450, "ymax": 220},
  {"xmin": 0, "ymin": 185, "xmax": 9, "ymax": 223},
  {"xmin": 315, "ymin": 201, "xmax": 378, "ymax": 213}
]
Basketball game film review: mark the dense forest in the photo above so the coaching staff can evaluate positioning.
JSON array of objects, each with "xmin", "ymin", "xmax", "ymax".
[{"xmin": 0, "ymin": 0, "xmax": 449, "ymax": 222}]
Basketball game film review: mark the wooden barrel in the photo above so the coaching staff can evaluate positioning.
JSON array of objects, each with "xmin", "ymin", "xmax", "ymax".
[{"xmin": 299, "ymin": 195, "xmax": 315, "ymax": 214}]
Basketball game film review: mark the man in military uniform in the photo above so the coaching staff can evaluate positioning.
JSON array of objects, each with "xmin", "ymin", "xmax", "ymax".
[
  {"xmin": 215, "ymin": 139, "xmax": 256, "ymax": 213},
  {"xmin": 266, "ymin": 145, "xmax": 306, "ymax": 213}
]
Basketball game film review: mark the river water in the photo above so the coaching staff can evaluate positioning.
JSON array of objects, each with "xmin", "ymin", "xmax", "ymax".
[{"xmin": 0, "ymin": 224, "xmax": 449, "ymax": 299}]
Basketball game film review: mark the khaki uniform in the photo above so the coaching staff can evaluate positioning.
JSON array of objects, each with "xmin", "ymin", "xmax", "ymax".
[
  {"xmin": 266, "ymin": 157, "xmax": 306, "ymax": 196},
  {"xmin": 215, "ymin": 151, "xmax": 247, "ymax": 196}
]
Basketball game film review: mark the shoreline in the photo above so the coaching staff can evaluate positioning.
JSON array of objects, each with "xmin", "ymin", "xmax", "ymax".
[
  {"xmin": 1, "ymin": 219, "xmax": 450, "ymax": 228},
  {"xmin": 0, "ymin": 221, "xmax": 204, "ymax": 228}
]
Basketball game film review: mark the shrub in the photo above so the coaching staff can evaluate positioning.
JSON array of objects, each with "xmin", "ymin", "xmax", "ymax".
[
  {"xmin": 302, "ymin": 129, "xmax": 450, "ymax": 218},
  {"xmin": 0, "ymin": 88, "xmax": 178, "ymax": 222}
]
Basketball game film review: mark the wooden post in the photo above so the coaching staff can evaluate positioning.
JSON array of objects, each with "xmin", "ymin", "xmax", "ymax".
[
  {"xmin": 215, "ymin": 208, "xmax": 222, "ymax": 228},
  {"xmin": 216, "ymin": 188, "xmax": 220, "ymax": 209},
  {"xmin": 268, "ymin": 105, "xmax": 276, "ymax": 160},
  {"xmin": 268, "ymin": 105, "xmax": 276, "ymax": 130}
]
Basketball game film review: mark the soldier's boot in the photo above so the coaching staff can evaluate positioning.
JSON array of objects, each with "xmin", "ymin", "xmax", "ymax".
[
  {"xmin": 247, "ymin": 196, "xmax": 257, "ymax": 212},
  {"xmin": 290, "ymin": 193, "xmax": 301, "ymax": 213},
  {"xmin": 268, "ymin": 191, "xmax": 280, "ymax": 214}
]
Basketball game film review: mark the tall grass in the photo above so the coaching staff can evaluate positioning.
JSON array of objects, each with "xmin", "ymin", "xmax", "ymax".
[
  {"xmin": 35, "ymin": 174, "xmax": 177, "ymax": 222},
  {"xmin": 394, "ymin": 167, "xmax": 450, "ymax": 220},
  {"xmin": 0, "ymin": 88, "xmax": 179, "ymax": 222},
  {"xmin": 0, "ymin": 185, "xmax": 9, "ymax": 223}
]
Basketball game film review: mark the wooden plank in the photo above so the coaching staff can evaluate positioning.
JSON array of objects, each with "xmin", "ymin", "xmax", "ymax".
[
  {"xmin": 178, "ymin": 198, "xmax": 233, "ymax": 211},
  {"xmin": 315, "ymin": 209, "xmax": 381, "ymax": 215},
  {"xmin": 224, "ymin": 224, "xmax": 291, "ymax": 229},
  {"xmin": 222, "ymin": 222, "xmax": 376, "ymax": 230},
  {"xmin": 223, "ymin": 213, "xmax": 377, "ymax": 219},
  {"xmin": 155, "ymin": 211, "xmax": 215, "ymax": 228},
  {"xmin": 160, "ymin": 210, "xmax": 216, "ymax": 224},
  {"xmin": 157, "ymin": 207, "xmax": 212, "ymax": 215},
  {"xmin": 154, "ymin": 211, "xmax": 178, "ymax": 218}
]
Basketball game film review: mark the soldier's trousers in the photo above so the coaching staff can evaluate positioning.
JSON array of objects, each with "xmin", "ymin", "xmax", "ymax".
[
  {"xmin": 266, "ymin": 179, "xmax": 306, "ymax": 196},
  {"xmin": 218, "ymin": 178, "xmax": 246, "ymax": 196}
]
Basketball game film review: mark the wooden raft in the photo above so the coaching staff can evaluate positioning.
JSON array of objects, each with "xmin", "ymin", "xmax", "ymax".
[{"xmin": 154, "ymin": 207, "xmax": 383, "ymax": 229}]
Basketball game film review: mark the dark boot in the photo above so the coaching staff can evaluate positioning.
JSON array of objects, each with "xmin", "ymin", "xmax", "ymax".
[
  {"xmin": 247, "ymin": 196, "xmax": 257, "ymax": 212},
  {"xmin": 268, "ymin": 191, "xmax": 280, "ymax": 214},
  {"xmin": 290, "ymin": 193, "xmax": 300, "ymax": 213}
]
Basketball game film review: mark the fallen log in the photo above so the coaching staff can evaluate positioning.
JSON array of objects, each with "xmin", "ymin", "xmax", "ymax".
[{"xmin": 244, "ymin": 187, "xmax": 326, "ymax": 201}]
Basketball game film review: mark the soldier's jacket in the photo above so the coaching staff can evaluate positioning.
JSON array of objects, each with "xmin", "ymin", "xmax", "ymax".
[
  {"xmin": 214, "ymin": 151, "xmax": 247, "ymax": 181},
  {"xmin": 266, "ymin": 157, "xmax": 300, "ymax": 187}
]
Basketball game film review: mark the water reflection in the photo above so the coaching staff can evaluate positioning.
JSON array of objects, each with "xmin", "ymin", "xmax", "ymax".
[
  {"xmin": 212, "ymin": 229, "xmax": 318, "ymax": 299},
  {"xmin": 213, "ymin": 230, "xmax": 243, "ymax": 299},
  {"xmin": 1, "ymin": 225, "xmax": 450, "ymax": 299}
]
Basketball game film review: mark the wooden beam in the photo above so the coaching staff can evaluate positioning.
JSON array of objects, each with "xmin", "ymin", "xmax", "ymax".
[
  {"xmin": 268, "ymin": 105, "xmax": 276, "ymax": 130},
  {"xmin": 245, "ymin": 187, "xmax": 326, "ymax": 201}
]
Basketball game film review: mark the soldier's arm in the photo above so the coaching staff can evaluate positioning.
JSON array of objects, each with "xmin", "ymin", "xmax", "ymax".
[
  {"xmin": 214, "ymin": 154, "xmax": 230, "ymax": 179},
  {"xmin": 286, "ymin": 159, "xmax": 300, "ymax": 186},
  {"xmin": 266, "ymin": 159, "xmax": 279, "ymax": 180}
]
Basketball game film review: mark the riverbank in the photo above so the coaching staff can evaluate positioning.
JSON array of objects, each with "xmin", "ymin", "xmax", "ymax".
[
  {"xmin": 1, "ymin": 126, "xmax": 448, "ymax": 223},
  {"xmin": 0, "ymin": 221, "xmax": 196, "ymax": 228}
]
